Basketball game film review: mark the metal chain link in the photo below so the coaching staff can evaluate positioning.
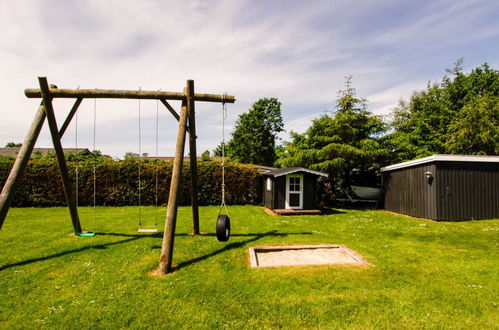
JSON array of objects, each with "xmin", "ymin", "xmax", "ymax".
[{"xmin": 219, "ymin": 93, "xmax": 229, "ymax": 216}]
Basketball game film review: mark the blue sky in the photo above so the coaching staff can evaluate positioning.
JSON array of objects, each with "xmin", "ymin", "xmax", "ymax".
[{"xmin": 1, "ymin": 0, "xmax": 498, "ymax": 158}]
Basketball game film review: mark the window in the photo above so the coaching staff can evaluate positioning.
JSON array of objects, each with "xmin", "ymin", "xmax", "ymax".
[
  {"xmin": 266, "ymin": 178, "xmax": 272, "ymax": 191},
  {"xmin": 286, "ymin": 174, "xmax": 303, "ymax": 209},
  {"xmin": 289, "ymin": 177, "xmax": 300, "ymax": 192}
]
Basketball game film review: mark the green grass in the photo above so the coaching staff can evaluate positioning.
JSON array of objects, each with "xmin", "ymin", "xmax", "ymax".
[{"xmin": 0, "ymin": 206, "xmax": 497, "ymax": 329}]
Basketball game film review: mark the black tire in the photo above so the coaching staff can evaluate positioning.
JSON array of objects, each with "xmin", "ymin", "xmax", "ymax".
[{"xmin": 216, "ymin": 214, "xmax": 230, "ymax": 242}]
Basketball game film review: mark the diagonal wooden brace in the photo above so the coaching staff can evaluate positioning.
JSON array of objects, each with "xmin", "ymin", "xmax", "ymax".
[
  {"xmin": 0, "ymin": 102, "xmax": 46, "ymax": 230},
  {"xmin": 38, "ymin": 77, "xmax": 82, "ymax": 233}
]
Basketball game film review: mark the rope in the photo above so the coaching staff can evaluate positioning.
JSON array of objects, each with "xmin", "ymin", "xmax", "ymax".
[
  {"xmin": 74, "ymin": 90, "xmax": 79, "ymax": 209},
  {"xmin": 92, "ymin": 97, "xmax": 97, "ymax": 233},
  {"xmin": 219, "ymin": 93, "xmax": 229, "ymax": 216},
  {"xmin": 138, "ymin": 91, "xmax": 142, "ymax": 229},
  {"xmin": 154, "ymin": 95, "xmax": 159, "ymax": 229}
]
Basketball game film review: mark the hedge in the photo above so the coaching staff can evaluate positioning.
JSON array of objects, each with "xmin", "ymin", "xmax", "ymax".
[{"xmin": 0, "ymin": 158, "xmax": 262, "ymax": 207}]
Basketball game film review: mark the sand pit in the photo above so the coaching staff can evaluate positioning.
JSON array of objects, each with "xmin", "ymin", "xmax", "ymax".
[{"xmin": 248, "ymin": 244, "xmax": 369, "ymax": 268}]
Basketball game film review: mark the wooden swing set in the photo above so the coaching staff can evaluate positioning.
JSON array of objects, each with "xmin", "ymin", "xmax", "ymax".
[{"xmin": 0, "ymin": 77, "xmax": 235, "ymax": 274}]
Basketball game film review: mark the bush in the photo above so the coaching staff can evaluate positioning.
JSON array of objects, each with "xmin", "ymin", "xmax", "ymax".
[{"xmin": 0, "ymin": 158, "xmax": 261, "ymax": 207}]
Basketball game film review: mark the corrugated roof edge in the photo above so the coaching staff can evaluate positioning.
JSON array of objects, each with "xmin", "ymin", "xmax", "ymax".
[{"xmin": 381, "ymin": 154, "xmax": 499, "ymax": 172}]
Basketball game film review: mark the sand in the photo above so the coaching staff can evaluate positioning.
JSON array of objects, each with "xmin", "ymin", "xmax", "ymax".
[{"xmin": 249, "ymin": 245, "xmax": 369, "ymax": 268}]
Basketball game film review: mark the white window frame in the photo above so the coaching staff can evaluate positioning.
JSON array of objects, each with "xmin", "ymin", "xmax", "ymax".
[{"xmin": 285, "ymin": 174, "xmax": 303, "ymax": 209}]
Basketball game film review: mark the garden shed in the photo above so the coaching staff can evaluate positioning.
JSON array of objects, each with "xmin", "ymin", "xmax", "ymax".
[
  {"xmin": 381, "ymin": 154, "xmax": 499, "ymax": 221},
  {"xmin": 261, "ymin": 167, "xmax": 328, "ymax": 212}
]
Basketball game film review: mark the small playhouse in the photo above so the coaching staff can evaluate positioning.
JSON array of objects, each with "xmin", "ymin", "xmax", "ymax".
[
  {"xmin": 381, "ymin": 154, "xmax": 499, "ymax": 221},
  {"xmin": 261, "ymin": 167, "xmax": 328, "ymax": 213}
]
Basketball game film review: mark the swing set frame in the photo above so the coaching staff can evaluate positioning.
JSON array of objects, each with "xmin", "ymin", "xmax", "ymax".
[{"xmin": 0, "ymin": 77, "xmax": 235, "ymax": 274}]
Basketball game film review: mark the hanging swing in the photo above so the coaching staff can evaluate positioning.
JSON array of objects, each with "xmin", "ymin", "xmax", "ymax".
[
  {"xmin": 137, "ymin": 96, "xmax": 159, "ymax": 233},
  {"xmin": 75, "ymin": 97, "xmax": 96, "ymax": 237},
  {"xmin": 216, "ymin": 94, "xmax": 230, "ymax": 242}
]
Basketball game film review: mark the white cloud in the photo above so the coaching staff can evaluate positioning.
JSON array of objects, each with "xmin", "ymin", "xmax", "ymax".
[
  {"xmin": 1, "ymin": 0, "xmax": 498, "ymax": 157},
  {"xmin": 283, "ymin": 112, "xmax": 323, "ymax": 135},
  {"xmin": 367, "ymin": 81, "xmax": 426, "ymax": 115}
]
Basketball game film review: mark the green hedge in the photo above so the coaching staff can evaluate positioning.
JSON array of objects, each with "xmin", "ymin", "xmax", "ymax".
[{"xmin": 0, "ymin": 158, "xmax": 262, "ymax": 207}]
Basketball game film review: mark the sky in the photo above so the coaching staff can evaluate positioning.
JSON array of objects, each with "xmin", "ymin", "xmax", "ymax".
[{"xmin": 1, "ymin": 0, "xmax": 498, "ymax": 158}]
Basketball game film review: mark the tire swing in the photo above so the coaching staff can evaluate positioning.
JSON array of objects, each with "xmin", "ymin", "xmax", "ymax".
[{"xmin": 216, "ymin": 94, "xmax": 230, "ymax": 242}]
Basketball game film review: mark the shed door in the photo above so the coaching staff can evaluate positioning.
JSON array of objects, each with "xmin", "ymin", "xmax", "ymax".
[{"xmin": 285, "ymin": 174, "xmax": 303, "ymax": 209}]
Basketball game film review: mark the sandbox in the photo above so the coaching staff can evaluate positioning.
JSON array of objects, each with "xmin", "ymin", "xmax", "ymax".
[{"xmin": 248, "ymin": 244, "xmax": 369, "ymax": 268}]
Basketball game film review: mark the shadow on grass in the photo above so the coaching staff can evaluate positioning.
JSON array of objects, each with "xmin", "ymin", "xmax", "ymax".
[
  {"xmin": 0, "ymin": 235, "xmax": 142, "ymax": 272},
  {"xmin": 0, "ymin": 230, "xmax": 312, "ymax": 272},
  {"xmin": 170, "ymin": 230, "xmax": 313, "ymax": 273},
  {"xmin": 98, "ymin": 232, "xmax": 163, "ymax": 238},
  {"xmin": 172, "ymin": 231, "xmax": 275, "ymax": 272},
  {"xmin": 174, "ymin": 231, "xmax": 313, "ymax": 237}
]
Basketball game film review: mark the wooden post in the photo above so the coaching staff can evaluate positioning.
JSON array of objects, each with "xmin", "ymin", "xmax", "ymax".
[
  {"xmin": 38, "ymin": 77, "xmax": 82, "ymax": 233},
  {"xmin": 0, "ymin": 102, "xmax": 46, "ymax": 230},
  {"xmin": 187, "ymin": 80, "xmax": 200, "ymax": 235},
  {"xmin": 158, "ymin": 89, "xmax": 189, "ymax": 274}
]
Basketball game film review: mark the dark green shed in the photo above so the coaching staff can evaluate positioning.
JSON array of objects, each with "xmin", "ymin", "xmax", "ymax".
[
  {"xmin": 261, "ymin": 167, "xmax": 328, "ymax": 210},
  {"xmin": 381, "ymin": 154, "xmax": 499, "ymax": 221}
]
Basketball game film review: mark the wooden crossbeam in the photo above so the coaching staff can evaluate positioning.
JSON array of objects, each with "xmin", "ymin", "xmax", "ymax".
[{"xmin": 25, "ymin": 87, "xmax": 235, "ymax": 103}]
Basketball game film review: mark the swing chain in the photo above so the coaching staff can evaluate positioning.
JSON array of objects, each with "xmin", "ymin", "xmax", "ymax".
[
  {"xmin": 75, "ymin": 87, "xmax": 79, "ymax": 208},
  {"xmin": 138, "ymin": 88, "xmax": 142, "ymax": 229},
  {"xmin": 154, "ymin": 90, "xmax": 160, "ymax": 229},
  {"xmin": 219, "ymin": 93, "xmax": 229, "ymax": 216},
  {"xmin": 136, "ymin": 88, "xmax": 160, "ymax": 233},
  {"xmin": 92, "ymin": 96, "xmax": 97, "ymax": 233}
]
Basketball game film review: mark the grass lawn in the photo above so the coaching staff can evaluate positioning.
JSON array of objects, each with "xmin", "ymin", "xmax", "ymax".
[{"xmin": 0, "ymin": 205, "xmax": 497, "ymax": 329}]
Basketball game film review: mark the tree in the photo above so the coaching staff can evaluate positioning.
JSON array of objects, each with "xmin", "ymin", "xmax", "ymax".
[
  {"xmin": 201, "ymin": 150, "xmax": 211, "ymax": 161},
  {"xmin": 277, "ymin": 76, "xmax": 389, "ymax": 198},
  {"xmin": 445, "ymin": 95, "xmax": 499, "ymax": 154},
  {"xmin": 4, "ymin": 142, "xmax": 22, "ymax": 147},
  {"xmin": 123, "ymin": 152, "xmax": 139, "ymax": 160},
  {"xmin": 213, "ymin": 142, "xmax": 232, "ymax": 158},
  {"xmin": 226, "ymin": 98, "xmax": 284, "ymax": 166},
  {"xmin": 386, "ymin": 61, "xmax": 499, "ymax": 159}
]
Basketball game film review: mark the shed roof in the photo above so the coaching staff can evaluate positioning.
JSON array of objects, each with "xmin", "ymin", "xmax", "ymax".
[
  {"xmin": 263, "ymin": 167, "xmax": 328, "ymax": 178},
  {"xmin": 381, "ymin": 154, "xmax": 499, "ymax": 172}
]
